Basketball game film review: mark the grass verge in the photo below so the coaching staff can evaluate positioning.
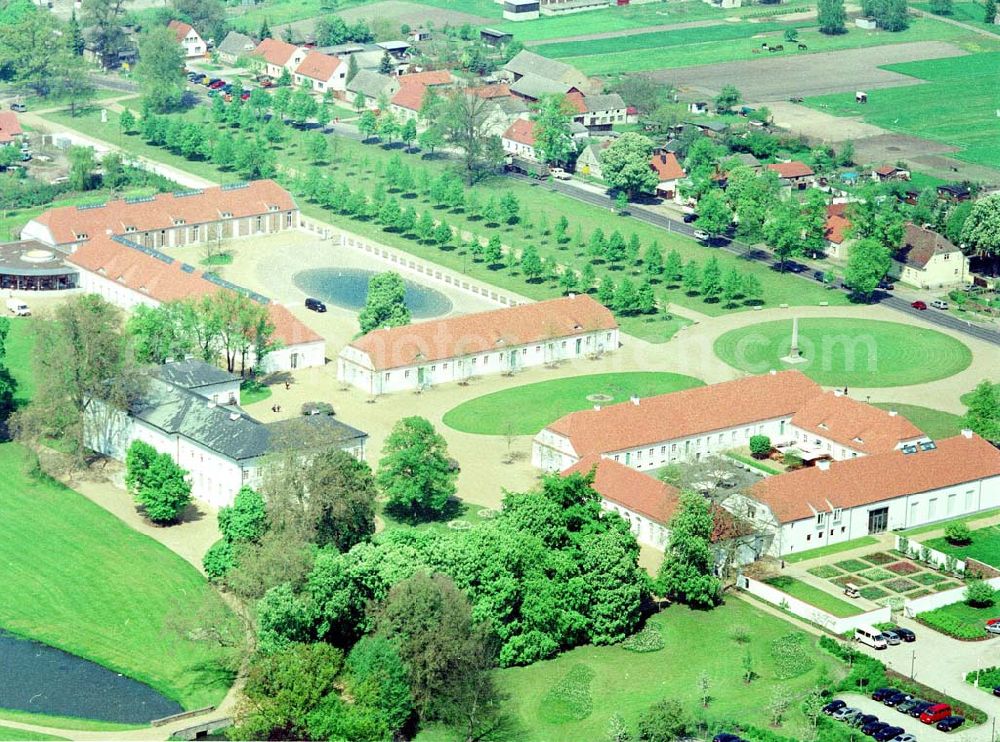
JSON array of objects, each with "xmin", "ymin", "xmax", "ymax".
[
  {"xmin": 763, "ymin": 576, "xmax": 862, "ymax": 617},
  {"xmin": 783, "ymin": 536, "xmax": 879, "ymax": 563}
]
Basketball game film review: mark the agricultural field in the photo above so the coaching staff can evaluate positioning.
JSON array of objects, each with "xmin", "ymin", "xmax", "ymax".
[
  {"xmin": 713, "ymin": 318, "xmax": 973, "ymax": 387},
  {"xmin": 442, "ymin": 372, "xmax": 704, "ymax": 435},
  {"xmin": 558, "ymin": 17, "xmax": 976, "ymax": 75},
  {"xmin": 805, "ymin": 52, "xmax": 1000, "ymax": 169}
]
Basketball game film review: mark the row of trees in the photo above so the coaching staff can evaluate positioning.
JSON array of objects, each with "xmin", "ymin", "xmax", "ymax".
[{"xmin": 126, "ymin": 292, "xmax": 278, "ymax": 375}]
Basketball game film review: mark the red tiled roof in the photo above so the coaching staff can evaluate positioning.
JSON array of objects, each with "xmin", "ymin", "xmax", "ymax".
[
  {"xmin": 253, "ymin": 38, "xmax": 300, "ymax": 67},
  {"xmin": 469, "ymin": 83, "xmax": 510, "ymax": 99},
  {"xmin": 896, "ymin": 223, "xmax": 961, "ymax": 269},
  {"xmin": 0, "ymin": 111, "xmax": 23, "ymax": 144},
  {"xmin": 750, "ymin": 433, "xmax": 1000, "ymax": 523},
  {"xmin": 547, "ymin": 371, "xmax": 822, "ymax": 458},
  {"xmin": 66, "ymin": 235, "xmax": 321, "ymax": 347},
  {"xmin": 565, "ymin": 90, "xmax": 587, "ymax": 114},
  {"xmin": 874, "ymin": 165, "xmax": 904, "ymax": 176},
  {"xmin": 399, "ymin": 70, "xmax": 452, "ymax": 86},
  {"xmin": 168, "ymin": 19, "xmax": 194, "ymax": 41},
  {"xmin": 564, "ymin": 455, "xmax": 741, "ymax": 540},
  {"xmin": 295, "ymin": 51, "xmax": 341, "ymax": 81},
  {"xmin": 391, "ymin": 82, "xmax": 427, "ymax": 111},
  {"xmin": 650, "ymin": 152, "xmax": 685, "ymax": 182},
  {"xmin": 349, "ymin": 294, "xmax": 617, "ymax": 371},
  {"xmin": 791, "ymin": 391, "xmax": 924, "ymax": 455},
  {"xmin": 31, "ymin": 180, "xmax": 297, "ymax": 246},
  {"xmin": 766, "ymin": 161, "xmax": 814, "ymax": 179},
  {"xmin": 825, "ymin": 203, "xmax": 850, "ymax": 245},
  {"xmin": 503, "ymin": 118, "xmax": 536, "ymax": 146}
]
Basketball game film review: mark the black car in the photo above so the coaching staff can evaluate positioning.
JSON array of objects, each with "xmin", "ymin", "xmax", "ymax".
[
  {"xmin": 862, "ymin": 720, "xmax": 887, "ymax": 737},
  {"xmin": 305, "ymin": 297, "xmax": 327, "ymax": 312},
  {"xmin": 874, "ymin": 725, "xmax": 904, "ymax": 741},
  {"xmin": 993, "ymin": 686, "xmax": 1000, "ymax": 697},
  {"xmin": 713, "ymin": 735, "xmax": 743, "ymax": 742},
  {"xmin": 897, "ymin": 697, "xmax": 925, "ymax": 714},
  {"xmin": 890, "ymin": 627, "xmax": 916, "ymax": 642},
  {"xmin": 872, "ymin": 687, "xmax": 896, "ymax": 702},
  {"xmin": 682, "ymin": 212, "xmax": 696, "ymax": 223},
  {"xmin": 854, "ymin": 714, "xmax": 879, "ymax": 729},
  {"xmin": 936, "ymin": 715, "xmax": 965, "ymax": 732},
  {"xmin": 909, "ymin": 701, "xmax": 934, "ymax": 718},
  {"xmin": 884, "ymin": 691, "xmax": 912, "ymax": 707},
  {"xmin": 822, "ymin": 699, "xmax": 846, "ymax": 715}
]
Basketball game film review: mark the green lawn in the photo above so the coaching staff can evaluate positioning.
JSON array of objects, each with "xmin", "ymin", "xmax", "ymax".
[
  {"xmin": 0, "ymin": 727, "xmax": 65, "ymax": 741},
  {"xmin": 805, "ymin": 51, "xmax": 1000, "ymax": 169},
  {"xmin": 39, "ymin": 105, "xmax": 851, "ymax": 344},
  {"xmin": 782, "ymin": 536, "xmax": 880, "ymax": 563},
  {"xmin": 713, "ymin": 318, "xmax": 972, "ymax": 387},
  {"xmin": 442, "ymin": 372, "xmax": 704, "ymax": 435},
  {"xmin": 899, "ymin": 508, "xmax": 1000, "ymax": 536},
  {"xmin": 560, "ymin": 17, "xmax": 980, "ymax": 74},
  {"xmin": 872, "ymin": 403, "xmax": 965, "ymax": 439},
  {"xmin": 0, "ymin": 443, "xmax": 234, "ymax": 713},
  {"xmin": 457, "ymin": 599, "xmax": 843, "ymax": 741},
  {"xmin": 763, "ymin": 576, "xmax": 863, "ymax": 617},
  {"xmin": 913, "ymin": 1, "xmax": 1000, "ymax": 32},
  {"xmin": 925, "ymin": 525, "xmax": 1000, "ymax": 567},
  {"xmin": 918, "ymin": 597, "xmax": 997, "ymax": 639},
  {"xmin": 6, "ymin": 317, "xmax": 37, "ymax": 407}
]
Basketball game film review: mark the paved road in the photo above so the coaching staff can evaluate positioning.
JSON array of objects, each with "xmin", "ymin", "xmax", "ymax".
[
  {"xmin": 508, "ymin": 173, "xmax": 1000, "ymax": 347},
  {"xmin": 88, "ymin": 74, "xmax": 138, "ymax": 94}
]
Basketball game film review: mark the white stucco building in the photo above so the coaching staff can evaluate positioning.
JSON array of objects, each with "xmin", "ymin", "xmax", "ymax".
[
  {"xmin": 252, "ymin": 38, "xmax": 308, "ymax": 79},
  {"xmin": 891, "ymin": 223, "xmax": 970, "ymax": 289},
  {"xmin": 338, "ymin": 294, "xmax": 619, "ymax": 395},
  {"xmin": 86, "ymin": 360, "xmax": 368, "ymax": 508},
  {"xmin": 748, "ymin": 432, "xmax": 1000, "ymax": 557},
  {"xmin": 293, "ymin": 51, "xmax": 346, "ymax": 95},
  {"xmin": 168, "ymin": 20, "xmax": 205, "ymax": 59}
]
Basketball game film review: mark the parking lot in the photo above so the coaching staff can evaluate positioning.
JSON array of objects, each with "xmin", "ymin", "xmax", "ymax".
[{"xmin": 835, "ymin": 693, "xmax": 987, "ymax": 742}]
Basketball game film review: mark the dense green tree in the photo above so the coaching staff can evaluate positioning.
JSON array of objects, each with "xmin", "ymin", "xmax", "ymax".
[
  {"xmin": 219, "ymin": 486, "xmax": 268, "ymax": 545},
  {"xmin": 726, "ymin": 165, "xmax": 779, "ymax": 243},
  {"xmin": 484, "ymin": 234, "xmax": 504, "ymax": 267},
  {"xmin": 358, "ymin": 272, "xmax": 411, "ymax": 334},
  {"xmin": 721, "ymin": 268, "xmax": 743, "ymax": 307},
  {"xmin": 358, "ymin": 109, "xmax": 378, "ymax": 140},
  {"xmin": 67, "ymin": 145, "xmax": 97, "ymax": 191},
  {"xmin": 499, "ymin": 191, "xmax": 521, "ymax": 225},
  {"xmin": 80, "ymin": 0, "xmax": 127, "ymax": 70},
  {"xmin": 663, "ymin": 249, "xmax": 682, "ymax": 283},
  {"xmin": 119, "ymin": 108, "xmax": 136, "ymax": 135},
  {"xmin": 132, "ymin": 449, "xmax": 192, "ymax": 524},
  {"xmin": 597, "ymin": 275, "xmax": 616, "ymax": 306},
  {"xmin": 849, "ymin": 185, "xmax": 906, "ymax": 250},
  {"xmin": 694, "ymin": 189, "xmax": 732, "ymax": 239},
  {"xmin": 135, "ymin": 26, "xmax": 185, "ymax": 112},
  {"xmin": 700, "ymin": 256, "xmax": 722, "ymax": 301},
  {"xmin": 531, "ymin": 94, "xmax": 575, "ymax": 165},
  {"xmin": 964, "ymin": 380, "xmax": 1000, "ymax": 444},
  {"xmin": 636, "ymin": 281, "xmax": 657, "ymax": 314},
  {"xmin": 344, "ymin": 637, "xmax": 413, "ymax": 738},
  {"xmin": 681, "ymin": 260, "xmax": 700, "ymax": 294},
  {"xmin": 657, "ymin": 491, "xmax": 721, "ymax": 608},
  {"xmin": 67, "ymin": 9, "xmax": 85, "ymax": 55},
  {"xmin": 985, "ymin": 0, "xmax": 997, "ymax": 23},
  {"xmin": 613, "ymin": 278, "xmax": 639, "ymax": 314},
  {"xmin": 844, "ymin": 237, "xmax": 891, "ymax": 302},
  {"xmin": 817, "ymin": 0, "xmax": 847, "ymax": 32},
  {"xmin": 644, "ymin": 241, "xmax": 664, "ymax": 279},
  {"xmin": 714, "ymin": 84, "xmax": 742, "ymax": 112},
  {"xmin": 741, "ymin": 273, "xmax": 763, "ymax": 304},
  {"xmin": 637, "ymin": 699, "xmax": 692, "ymax": 741},
  {"xmin": 126, "ymin": 301, "xmax": 199, "ymax": 363},
  {"xmin": 765, "ymin": 200, "xmax": 804, "ymax": 271},
  {"xmin": 377, "ymin": 417, "xmax": 457, "ymax": 521},
  {"xmin": 173, "ymin": 0, "xmax": 225, "ymax": 42},
  {"xmin": 801, "ymin": 189, "xmax": 830, "ymax": 256},
  {"xmin": 960, "ymin": 194, "xmax": 1000, "ymax": 270},
  {"xmin": 0, "ymin": 318, "xmax": 16, "ymax": 420},
  {"xmin": 581, "ymin": 262, "xmax": 597, "ymax": 291},
  {"xmin": 520, "ymin": 245, "xmax": 543, "ymax": 281},
  {"xmin": 600, "ymin": 132, "xmax": 659, "ymax": 198},
  {"xmin": 881, "ymin": 0, "xmax": 910, "ymax": 30}
]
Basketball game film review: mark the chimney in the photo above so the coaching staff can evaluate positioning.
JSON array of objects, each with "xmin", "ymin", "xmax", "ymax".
[
  {"xmin": 834, "ymin": 389, "xmax": 843, "ymax": 397},
  {"xmin": 888, "ymin": 410, "xmax": 897, "ymax": 417},
  {"xmin": 229, "ymin": 412, "xmax": 240, "ymax": 421},
  {"xmin": 660, "ymin": 154, "xmax": 666, "ymax": 164},
  {"xmin": 961, "ymin": 428, "xmax": 974, "ymax": 439},
  {"xmin": 593, "ymin": 404, "xmax": 601, "ymax": 411},
  {"xmin": 630, "ymin": 395, "xmax": 640, "ymax": 406},
  {"xmin": 816, "ymin": 460, "xmax": 831, "ymax": 471},
  {"xmin": 769, "ymin": 369, "xmax": 777, "ymax": 375}
]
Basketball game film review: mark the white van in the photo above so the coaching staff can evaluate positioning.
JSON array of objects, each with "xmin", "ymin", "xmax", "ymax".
[
  {"xmin": 855, "ymin": 625, "xmax": 888, "ymax": 650},
  {"xmin": 6, "ymin": 299, "xmax": 29, "ymax": 316}
]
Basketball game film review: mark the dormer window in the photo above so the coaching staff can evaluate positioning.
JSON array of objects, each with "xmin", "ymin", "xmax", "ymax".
[
  {"xmin": 818, "ymin": 423, "xmax": 828, "ymax": 430},
  {"xmin": 268, "ymin": 204, "xmax": 279, "ymax": 212},
  {"xmin": 852, "ymin": 437, "xmax": 864, "ymax": 444},
  {"xmin": 125, "ymin": 226, "xmax": 136, "ymax": 233},
  {"xmin": 76, "ymin": 233, "xmax": 88, "ymax": 240},
  {"xmin": 221, "ymin": 211, "xmax": 233, "ymax": 218},
  {"xmin": 173, "ymin": 218, "xmax": 185, "ymax": 226}
]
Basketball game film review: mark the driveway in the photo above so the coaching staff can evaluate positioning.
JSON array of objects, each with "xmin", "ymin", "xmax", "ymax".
[{"xmin": 835, "ymin": 692, "xmax": 983, "ymax": 741}]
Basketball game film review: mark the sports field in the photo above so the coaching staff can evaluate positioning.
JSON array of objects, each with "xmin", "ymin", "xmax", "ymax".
[
  {"xmin": 442, "ymin": 372, "xmax": 704, "ymax": 435},
  {"xmin": 713, "ymin": 318, "xmax": 972, "ymax": 387},
  {"xmin": 558, "ymin": 17, "xmax": 975, "ymax": 74},
  {"xmin": 806, "ymin": 52, "xmax": 1000, "ymax": 169}
]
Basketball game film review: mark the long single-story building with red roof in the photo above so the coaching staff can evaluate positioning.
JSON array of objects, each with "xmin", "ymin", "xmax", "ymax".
[
  {"xmin": 745, "ymin": 431, "xmax": 1000, "ymax": 556},
  {"xmin": 338, "ymin": 294, "xmax": 618, "ymax": 394}
]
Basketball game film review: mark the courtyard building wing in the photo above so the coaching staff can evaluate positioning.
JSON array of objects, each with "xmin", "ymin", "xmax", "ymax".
[{"xmin": 790, "ymin": 391, "xmax": 925, "ymax": 456}]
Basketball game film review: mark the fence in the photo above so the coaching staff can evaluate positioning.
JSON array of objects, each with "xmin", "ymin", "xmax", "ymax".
[
  {"xmin": 738, "ymin": 576, "xmax": 891, "ymax": 634},
  {"xmin": 903, "ymin": 575, "xmax": 1000, "ymax": 617},
  {"xmin": 297, "ymin": 217, "xmax": 529, "ymax": 309},
  {"xmin": 894, "ymin": 534, "xmax": 967, "ymax": 573}
]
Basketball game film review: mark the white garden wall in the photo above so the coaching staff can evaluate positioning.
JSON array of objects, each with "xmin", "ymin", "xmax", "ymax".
[
  {"xmin": 739, "ymin": 576, "xmax": 891, "ymax": 634},
  {"xmin": 894, "ymin": 534, "xmax": 967, "ymax": 573},
  {"xmin": 903, "ymin": 576, "xmax": 1000, "ymax": 617}
]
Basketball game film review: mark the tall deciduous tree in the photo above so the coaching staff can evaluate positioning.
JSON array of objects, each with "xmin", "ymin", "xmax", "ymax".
[
  {"xmin": 600, "ymin": 132, "xmax": 659, "ymax": 198},
  {"xmin": 714, "ymin": 84, "xmax": 741, "ymax": 112},
  {"xmin": 765, "ymin": 200, "xmax": 804, "ymax": 271},
  {"xmin": 694, "ymin": 189, "xmax": 732, "ymax": 239},
  {"xmin": 985, "ymin": 0, "xmax": 997, "ymax": 23},
  {"xmin": 531, "ymin": 93, "xmax": 575, "ymax": 166},
  {"xmin": 135, "ymin": 25, "xmax": 186, "ymax": 112},
  {"xmin": 358, "ymin": 271, "xmax": 411, "ymax": 334},
  {"xmin": 377, "ymin": 416, "xmax": 457, "ymax": 521},
  {"xmin": 960, "ymin": 193, "xmax": 1000, "ymax": 272},
  {"xmin": 817, "ymin": 0, "xmax": 847, "ymax": 33},
  {"xmin": 657, "ymin": 490, "xmax": 722, "ymax": 608},
  {"xmin": 964, "ymin": 381, "xmax": 1000, "ymax": 444},
  {"xmin": 81, "ymin": 0, "xmax": 126, "ymax": 69},
  {"xmin": 844, "ymin": 237, "xmax": 891, "ymax": 302}
]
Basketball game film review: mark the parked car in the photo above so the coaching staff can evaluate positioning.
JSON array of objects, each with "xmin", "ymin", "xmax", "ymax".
[
  {"xmin": 210, "ymin": 80, "xmax": 226, "ymax": 90},
  {"xmin": 548, "ymin": 167, "xmax": 571, "ymax": 180},
  {"xmin": 878, "ymin": 279, "xmax": 895, "ymax": 290},
  {"xmin": 855, "ymin": 714, "xmax": 880, "ymax": 729},
  {"xmin": 911, "ymin": 300, "xmax": 927, "ymax": 310},
  {"xmin": 241, "ymin": 90, "xmax": 251, "ymax": 101},
  {"xmin": 882, "ymin": 631, "xmax": 901, "ymax": 647},
  {"xmin": 9, "ymin": 101, "xmax": 26, "ymax": 112},
  {"xmin": 919, "ymin": 703, "xmax": 952, "ymax": 724},
  {"xmin": 682, "ymin": 212, "xmax": 696, "ymax": 223},
  {"xmin": 936, "ymin": 715, "xmax": 965, "ymax": 732},
  {"xmin": 305, "ymin": 297, "xmax": 327, "ymax": 313},
  {"xmin": 985, "ymin": 622, "xmax": 1000, "ymax": 635},
  {"xmin": 874, "ymin": 726, "xmax": 904, "ymax": 741},
  {"xmin": 6, "ymin": 299, "xmax": 30, "ymax": 316},
  {"xmin": 786, "ymin": 262, "xmax": 805, "ymax": 273},
  {"xmin": 863, "ymin": 720, "xmax": 888, "ymax": 737},
  {"xmin": 993, "ymin": 686, "xmax": 1000, "ymax": 697},
  {"xmin": 930, "ymin": 299, "xmax": 949, "ymax": 310},
  {"xmin": 884, "ymin": 691, "xmax": 911, "ymax": 707},
  {"xmin": 909, "ymin": 701, "xmax": 934, "ymax": 718},
  {"xmin": 693, "ymin": 229, "xmax": 709, "ymax": 242},
  {"xmin": 896, "ymin": 697, "xmax": 925, "ymax": 715},
  {"xmin": 823, "ymin": 700, "xmax": 847, "ymax": 715},
  {"xmin": 872, "ymin": 688, "xmax": 897, "ymax": 702},
  {"xmin": 712, "ymin": 735, "xmax": 744, "ymax": 742},
  {"xmin": 890, "ymin": 734, "xmax": 917, "ymax": 742},
  {"xmin": 985, "ymin": 618, "xmax": 1000, "ymax": 625},
  {"xmin": 889, "ymin": 627, "xmax": 916, "ymax": 642},
  {"xmin": 834, "ymin": 707, "xmax": 861, "ymax": 722}
]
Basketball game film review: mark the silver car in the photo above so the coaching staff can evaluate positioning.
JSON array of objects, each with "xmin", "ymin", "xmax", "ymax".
[
  {"xmin": 835, "ymin": 708, "xmax": 863, "ymax": 724},
  {"xmin": 985, "ymin": 622, "xmax": 1000, "ymax": 635},
  {"xmin": 891, "ymin": 735, "xmax": 917, "ymax": 742},
  {"xmin": 883, "ymin": 630, "xmax": 901, "ymax": 646}
]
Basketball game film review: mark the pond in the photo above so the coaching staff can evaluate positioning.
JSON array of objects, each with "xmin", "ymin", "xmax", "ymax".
[
  {"xmin": 294, "ymin": 268, "xmax": 453, "ymax": 319},
  {"xmin": 0, "ymin": 630, "xmax": 183, "ymax": 724}
]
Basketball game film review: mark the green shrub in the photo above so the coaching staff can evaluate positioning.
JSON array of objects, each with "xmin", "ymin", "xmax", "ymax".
[
  {"xmin": 965, "ymin": 666, "xmax": 1000, "ymax": 688},
  {"xmin": 539, "ymin": 664, "xmax": 596, "ymax": 724},
  {"xmin": 946, "ymin": 522, "xmax": 973, "ymax": 545},
  {"xmin": 965, "ymin": 579, "xmax": 997, "ymax": 608},
  {"xmin": 918, "ymin": 610, "xmax": 986, "ymax": 639},
  {"xmin": 202, "ymin": 539, "xmax": 235, "ymax": 580},
  {"xmin": 749, "ymin": 435, "xmax": 771, "ymax": 459},
  {"xmin": 768, "ymin": 632, "xmax": 815, "ymax": 679},
  {"xmin": 621, "ymin": 623, "xmax": 664, "ymax": 653}
]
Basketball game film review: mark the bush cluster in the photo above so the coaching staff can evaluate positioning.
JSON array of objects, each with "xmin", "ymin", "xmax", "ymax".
[
  {"xmin": 768, "ymin": 632, "xmax": 815, "ymax": 679},
  {"xmin": 621, "ymin": 622, "xmax": 664, "ymax": 653}
]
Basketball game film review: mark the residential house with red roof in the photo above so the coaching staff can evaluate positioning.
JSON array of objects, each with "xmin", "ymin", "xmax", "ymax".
[
  {"xmin": 0, "ymin": 111, "xmax": 23, "ymax": 145},
  {"xmin": 872, "ymin": 165, "xmax": 910, "ymax": 182},
  {"xmin": 650, "ymin": 151, "xmax": 686, "ymax": 202},
  {"xmin": 252, "ymin": 38, "xmax": 308, "ymax": 79},
  {"xmin": 765, "ymin": 160, "xmax": 815, "ymax": 189},
  {"xmin": 824, "ymin": 203, "xmax": 852, "ymax": 259},
  {"xmin": 168, "ymin": 20, "xmax": 206, "ymax": 58},
  {"xmin": 890, "ymin": 223, "xmax": 969, "ymax": 289},
  {"xmin": 293, "ymin": 51, "xmax": 346, "ymax": 95},
  {"xmin": 338, "ymin": 294, "xmax": 618, "ymax": 394},
  {"xmin": 501, "ymin": 117, "xmax": 538, "ymax": 160},
  {"xmin": 389, "ymin": 71, "xmax": 453, "ymax": 122},
  {"xmin": 747, "ymin": 431, "xmax": 1000, "ymax": 556}
]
